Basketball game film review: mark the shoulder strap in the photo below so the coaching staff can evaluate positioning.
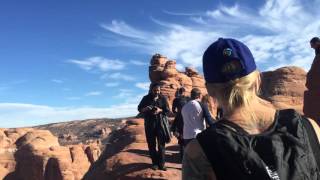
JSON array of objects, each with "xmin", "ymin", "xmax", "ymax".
[
  {"xmin": 197, "ymin": 101, "xmax": 215, "ymax": 126},
  {"xmin": 300, "ymin": 117, "xmax": 320, "ymax": 169}
]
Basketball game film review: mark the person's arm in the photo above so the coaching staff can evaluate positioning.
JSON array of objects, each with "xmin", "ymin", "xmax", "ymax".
[
  {"xmin": 182, "ymin": 139, "xmax": 216, "ymax": 180},
  {"xmin": 138, "ymin": 96, "xmax": 151, "ymax": 113},
  {"xmin": 171, "ymin": 117, "xmax": 177, "ymax": 132},
  {"xmin": 200, "ymin": 103, "xmax": 215, "ymax": 126},
  {"xmin": 160, "ymin": 96, "xmax": 170, "ymax": 115},
  {"xmin": 172, "ymin": 98, "xmax": 178, "ymax": 114}
]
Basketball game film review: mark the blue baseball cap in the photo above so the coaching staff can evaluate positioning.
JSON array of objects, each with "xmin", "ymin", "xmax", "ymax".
[{"xmin": 202, "ymin": 38, "xmax": 256, "ymax": 83}]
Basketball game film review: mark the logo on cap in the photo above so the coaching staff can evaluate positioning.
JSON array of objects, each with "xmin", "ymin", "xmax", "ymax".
[{"xmin": 223, "ymin": 48, "xmax": 232, "ymax": 57}]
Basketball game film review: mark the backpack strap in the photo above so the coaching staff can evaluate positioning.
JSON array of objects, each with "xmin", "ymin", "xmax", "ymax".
[
  {"xmin": 197, "ymin": 101, "xmax": 215, "ymax": 127},
  {"xmin": 300, "ymin": 117, "xmax": 320, "ymax": 169}
]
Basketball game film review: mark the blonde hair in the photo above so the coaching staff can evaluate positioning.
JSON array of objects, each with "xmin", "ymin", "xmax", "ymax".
[{"xmin": 206, "ymin": 70, "xmax": 260, "ymax": 121}]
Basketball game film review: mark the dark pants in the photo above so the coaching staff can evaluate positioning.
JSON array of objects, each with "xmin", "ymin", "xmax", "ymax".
[
  {"xmin": 177, "ymin": 137, "xmax": 184, "ymax": 161},
  {"xmin": 183, "ymin": 138, "xmax": 194, "ymax": 148},
  {"xmin": 145, "ymin": 124, "xmax": 166, "ymax": 168}
]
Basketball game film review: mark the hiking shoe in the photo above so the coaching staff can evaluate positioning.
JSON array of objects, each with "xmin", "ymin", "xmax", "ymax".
[
  {"xmin": 151, "ymin": 165, "xmax": 158, "ymax": 170},
  {"xmin": 159, "ymin": 166, "xmax": 167, "ymax": 171}
]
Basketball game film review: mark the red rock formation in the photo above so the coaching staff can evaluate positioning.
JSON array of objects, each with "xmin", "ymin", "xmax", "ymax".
[
  {"xmin": 83, "ymin": 119, "xmax": 181, "ymax": 180},
  {"xmin": 260, "ymin": 66, "xmax": 307, "ymax": 113},
  {"xmin": 0, "ymin": 128, "xmax": 100, "ymax": 180},
  {"xmin": 148, "ymin": 53, "xmax": 214, "ymax": 116}
]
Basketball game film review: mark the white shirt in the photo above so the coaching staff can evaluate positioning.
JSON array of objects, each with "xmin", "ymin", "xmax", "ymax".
[{"xmin": 182, "ymin": 100, "xmax": 206, "ymax": 140}]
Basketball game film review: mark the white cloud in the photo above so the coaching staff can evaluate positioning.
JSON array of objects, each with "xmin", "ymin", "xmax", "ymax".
[
  {"xmin": 52, "ymin": 79, "xmax": 63, "ymax": 83},
  {"xmin": 66, "ymin": 97, "xmax": 81, "ymax": 100},
  {"xmin": 62, "ymin": 88, "xmax": 71, "ymax": 91},
  {"xmin": 98, "ymin": 20, "xmax": 219, "ymax": 68},
  {"xmin": 85, "ymin": 91, "xmax": 103, "ymax": 96},
  {"xmin": 68, "ymin": 56, "xmax": 126, "ymax": 72},
  {"xmin": 105, "ymin": 82, "xmax": 120, "ymax": 87},
  {"xmin": 98, "ymin": 0, "xmax": 320, "ymax": 71},
  {"xmin": 109, "ymin": 72, "xmax": 135, "ymax": 81},
  {"xmin": 135, "ymin": 82, "xmax": 150, "ymax": 91},
  {"xmin": 0, "ymin": 103, "xmax": 139, "ymax": 128},
  {"xmin": 130, "ymin": 60, "xmax": 148, "ymax": 66},
  {"xmin": 0, "ymin": 80, "xmax": 27, "ymax": 92},
  {"xmin": 101, "ymin": 20, "xmax": 152, "ymax": 40},
  {"xmin": 176, "ymin": 63, "xmax": 185, "ymax": 71},
  {"xmin": 113, "ymin": 89, "xmax": 133, "ymax": 99}
]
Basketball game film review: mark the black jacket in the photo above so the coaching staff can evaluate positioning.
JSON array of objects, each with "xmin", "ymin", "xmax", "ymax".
[{"xmin": 138, "ymin": 94, "xmax": 170, "ymax": 126}]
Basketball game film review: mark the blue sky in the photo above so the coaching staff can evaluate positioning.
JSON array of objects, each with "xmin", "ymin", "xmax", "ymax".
[{"xmin": 0, "ymin": 0, "xmax": 319, "ymax": 127}]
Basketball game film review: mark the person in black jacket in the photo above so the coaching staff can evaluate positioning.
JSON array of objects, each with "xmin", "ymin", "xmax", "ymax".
[
  {"xmin": 310, "ymin": 37, "xmax": 320, "ymax": 55},
  {"xmin": 138, "ymin": 83, "xmax": 170, "ymax": 171},
  {"xmin": 171, "ymin": 87, "xmax": 190, "ymax": 160}
]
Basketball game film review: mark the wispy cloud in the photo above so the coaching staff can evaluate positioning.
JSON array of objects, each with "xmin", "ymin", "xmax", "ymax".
[
  {"xmin": 97, "ymin": 0, "xmax": 320, "ymax": 71},
  {"xmin": 0, "ymin": 80, "xmax": 27, "ymax": 92},
  {"xmin": 105, "ymin": 82, "xmax": 120, "ymax": 87},
  {"xmin": 52, "ymin": 79, "xmax": 64, "ymax": 84},
  {"xmin": 66, "ymin": 97, "xmax": 81, "ymax": 100},
  {"xmin": 62, "ymin": 88, "xmax": 71, "ymax": 91},
  {"xmin": 0, "ymin": 103, "xmax": 139, "ymax": 128},
  {"xmin": 113, "ymin": 89, "xmax": 133, "ymax": 99},
  {"xmin": 135, "ymin": 82, "xmax": 150, "ymax": 91},
  {"xmin": 85, "ymin": 91, "xmax": 103, "ymax": 96},
  {"xmin": 130, "ymin": 60, "xmax": 148, "ymax": 66},
  {"xmin": 108, "ymin": 72, "xmax": 135, "ymax": 81},
  {"xmin": 68, "ymin": 56, "xmax": 126, "ymax": 72}
]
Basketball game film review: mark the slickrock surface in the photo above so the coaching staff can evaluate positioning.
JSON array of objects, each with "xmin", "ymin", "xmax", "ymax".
[{"xmin": 83, "ymin": 118, "xmax": 181, "ymax": 180}]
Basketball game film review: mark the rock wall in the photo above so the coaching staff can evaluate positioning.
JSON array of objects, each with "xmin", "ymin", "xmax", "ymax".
[{"xmin": 260, "ymin": 66, "xmax": 307, "ymax": 113}]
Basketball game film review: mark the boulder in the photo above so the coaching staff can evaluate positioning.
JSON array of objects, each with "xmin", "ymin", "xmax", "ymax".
[
  {"xmin": 0, "ymin": 129, "xmax": 96, "ymax": 180},
  {"xmin": 260, "ymin": 66, "xmax": 307, "ymax": 113}
]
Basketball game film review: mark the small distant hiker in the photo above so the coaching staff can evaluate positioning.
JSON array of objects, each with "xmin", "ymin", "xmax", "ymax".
[
  {"xmin": 181, "ymin": 88, "xmax": 214, "ymax": 148},
  {"xmin": 306, "ymin": 37, "xmax": 320, "ymax": 90},
  {"xmin": 182, "ymin": 38, "xmax": 320, "ymax": 180},
  {"xmin": 138, "ymin": 83, "xmax": 171, "ymax": 171},
  {"xmin": 171, "ymin": 87, "xmax": 190, "ymax": 160}
]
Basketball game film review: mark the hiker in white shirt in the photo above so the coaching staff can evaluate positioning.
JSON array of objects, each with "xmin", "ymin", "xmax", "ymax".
[{"xmin": 181, "ymin": 88, "xmax": 214, "ymax": 147}]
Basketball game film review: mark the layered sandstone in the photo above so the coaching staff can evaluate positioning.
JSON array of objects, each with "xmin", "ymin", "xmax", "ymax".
[
  {"xmin": 149, "ymin": 54, "xmax": 216, "ymax": 117},
  {"xmin": 260, "ymin": 66, "xmax": 307, "ymax": 113}
]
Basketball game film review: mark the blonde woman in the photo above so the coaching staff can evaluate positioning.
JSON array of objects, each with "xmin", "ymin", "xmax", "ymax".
[{"xmin": 182, "ymin": 38, "xmax": 320, "ymax": 180}]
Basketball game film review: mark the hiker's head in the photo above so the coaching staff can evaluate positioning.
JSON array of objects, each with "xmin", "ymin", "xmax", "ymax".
[
  {"xmin": 201, "ymin": 94, "xmax": 211, "ymax": 105},
  {"xmin": 178, "ymin": 87, "xmax": 186, "ymax": 96},
  {"xmin": 150, "ymin": 83, "xmax": 161, "ymax": 97},
  {"xmin": 310, "ymin": 37, "xmax": 320, "ymax": 49},
  {"xmin": 191, "ymin": 88, "xmax": 202, "ymax": 100},
  {"xmin": 202, "ymin": 38, "xmax": 260, "ymax": 117}
]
